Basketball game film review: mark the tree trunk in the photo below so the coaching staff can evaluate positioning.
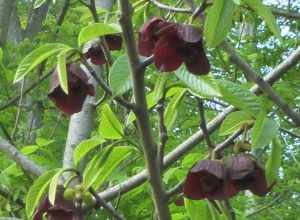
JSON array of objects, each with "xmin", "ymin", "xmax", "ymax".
[{"xmin": 0, "ymin": 0, "xmax": 15, "ymax": 46}]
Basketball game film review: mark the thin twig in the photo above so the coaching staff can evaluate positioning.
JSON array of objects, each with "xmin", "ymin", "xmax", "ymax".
[
  {"xmin": 222, "ymin": 41, "xmax": 300, "ymax": 127},
  {"xmin": 56, "ymin": 0, "xmax": 70, "ymax": 26},
  {"xmin": 157, "ymin": 96, "xmax": 168, "ymax": 173},
  {"xmin": 197, "ymin": 98, "xmax": 214, "ymax": 154},
  {"xmin": 11, "ymin": 79, "xmax": 26, "ymax": 140},
  {"xmin": 148, "ymin": 0, "xmax": 191, "ymax": 13},
  {"xmin": 89, "ymin": 187, "xmax": 126, "ymax": 220}
]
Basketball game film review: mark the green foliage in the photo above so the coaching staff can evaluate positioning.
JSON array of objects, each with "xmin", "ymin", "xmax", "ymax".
[
  {"xmin": 204, "ymin": 0, "xmax": 235, "ymax": 47},
  {"xmin": 266, "ymin": 137, "xmax": 282, "ymax": 185}
]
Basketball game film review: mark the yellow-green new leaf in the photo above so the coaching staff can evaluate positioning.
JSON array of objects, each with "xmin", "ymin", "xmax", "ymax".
[
  {"xmin": 48, "ymin": 169, "xmax": 64, "ymax": 205},
  {"xmin": 57, "ymin": 49, "xmax": 70, "ymax": 94},
  {"xmin": 266, "ymin": 137, "xmax": 282, "ymax": 185},
  {"xmin": 78, "ymin": 23, "xmax": 122, "ymax": 46},
  {"xmin": 34, "ymin": 0, "xmax": 47, "ymax": 8},
  {"xmin": 204, "ymin": 0, "xmax": 235, "ymax": 47},
  {"xmin": 14, "ymin": 43, "xmax": 71, "ymax": 83}
]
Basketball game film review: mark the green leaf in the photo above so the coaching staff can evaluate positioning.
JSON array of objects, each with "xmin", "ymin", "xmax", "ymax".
[
  {"xmin": 185, "ymin": 199, "xmax": 211, "ymax": 220},
  {"xmin": 99, "ymin": 104, "xmax": 124, "ymax": 139},
  {"xmin": 83, "ymin": 146, "xmax": 133, "ymax": 189},
  {"xmin": 48, "ymin": 169, "xmax": 64, "ymax": 205},
  {"xmin": 164, "ymin": 88, "xmax": 186, "ymax": 130},
  {"xmin": 14, "ymin": 43, "xmax": 71, "ymax": 83},
  {"xmin": 109, "ymin": 55, "xmax": 132, "ymax": 96},
  {"xmin": 91, "ymin": 146, "xmax": 133, "ymax": 189},
  {"xmin": 219, "ymin": 111, "xmax": 253, "ymax": 136},
  {"xmin": 204, "ymin": 0, "xmax": 235, "ymax": 47},
  {"xmin": 21, "ymin": 145, "xmax": 39, "ymax": 155},
  {"xmin": 0, "ymin": 48, "xmax": 3, "ymax": 62},
  {"xmin": 176, "ymin": 67, "xmax": 221, "ymax": 97},
  {"xmin": 26, "ymin": 169, "xmax": 59, "ymax": 219},
  {"xmin": 56, "ymin": 49, "xmax": 70, "ymax": 94},
  {"xmin": 252, "ymin": 112, "xmax": 279, "ymax": 149},
  {"xmin": 78, "ymin": 23, "xmax": 121, "ymax": 46},
  {"xmin": 153, "ymin": 75, "xmax": 168, "ymax": 102},
  {"xmin": 242, "ymin": 0, "xmax": 281, "ymax": 40},
  {"xmin": 34, "ymin": 0, "xmax": 47, "ymax": 8},
  {"xmin": 266, "ymin": 137, "xmax": 282, "ymax": 185},
  {"xmin": 73, "ymin": 136, "xmax": 105, "ymax": 166},
  {"xmin": 218, "ymin": 80, "xmax": 262, "ymax": 116}
]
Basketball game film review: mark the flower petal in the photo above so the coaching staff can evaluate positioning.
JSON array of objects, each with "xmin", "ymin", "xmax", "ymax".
[
  {"xmin": 138, "ymin": 17, "xmax": 166, "ymax": 56},
  {"xmin": 176, "ymin": 24, "xmax": 202, "ymax": 43},
  {"xmin": 180, "ymin": 42, "xmax": 210, "ymax": 75},
  {"xmin": 154, "ymin": 36, "xmax": 183, "ymax": 72},
  {"xmin": 105, "ymin": 35, "xmax": 122, "ymax": 51},
  {"xmin": 248, "ymin": 166, "xmax": 270, "ymax": 196},
  {"xmin": 84, "ymin": 46, "xmax": 106, "ymax": 65},
  {"xmin": 48, "ymin": 64, "xmax": 95, "ymax": 115}
]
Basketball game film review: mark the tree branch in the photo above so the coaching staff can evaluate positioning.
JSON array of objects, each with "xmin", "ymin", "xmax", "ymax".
[
  {"xmin": 0, "ymin": 139, "xmax": 44, "ymax": 176},
  {"xmin": 149, "ymin": 0, "xmax": 191, "ymax": 13},
  {"xmin": 97, "ymin": 45, "xmax": 300, "ymax": 201},
  {"xmin": 222, "ymin": 41, "xmax": 300, "ymax": 127},
  {"xmin": 118, "ymin": 1, "xmax": 171, "ymax": 219}
]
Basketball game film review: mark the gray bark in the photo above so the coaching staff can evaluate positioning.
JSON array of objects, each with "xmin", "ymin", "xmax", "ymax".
[
  {"xmin": 0, "ymin": 0, "xmax": 15, "ymax": 46},
  {"xmin": 7, "ymin": 2, "xmax": 22, "ymax": 43}
]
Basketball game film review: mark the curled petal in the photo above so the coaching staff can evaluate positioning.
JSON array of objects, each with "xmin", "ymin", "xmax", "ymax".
[
  {"xmin": 154, "ymin": 36, "xmax": 183, "ymax": 72},
  {"xmin": 183, "ymin": 160, "xmax": 239, "ymax": 200},
  {"xmin": 138, "ymin": 17, "xmax": 167, "ymax": 56},
  {"xmin": 248, "ymin": 166, "xmax": 270, "ymax": 196},
  {"xmin": 179, "ymin": 42, "xmax": 210, "ymax": 75},
  {"xmin": 227, "ymin": 154, "xmax": 256, "ymax": 180},
  {"xmin": 176, "ymin": 24, "xmax": 202, "ymax": 43},
  {"xmin": 48, "ymin": 63, "xmax": 95, "ymax": 116},
  {"xmin": 105, "ymin": 35, "xmax": 122, "ymax": 50}
]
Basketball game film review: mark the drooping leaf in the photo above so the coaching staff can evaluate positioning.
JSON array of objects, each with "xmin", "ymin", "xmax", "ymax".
[
  {"xmin": 26, "ymin": 169, "xmax": 59, "ymax": 219},
  {"xmin": 0, "ymin": 48, "xmax": 3, "ymax": 62},
  {"xmin": 78, "ymin": 23, "xmax": 121, "ymax": 46},
  {"xmin": 175, "ymin": 67, "xmax": 221, "ymax": 98},
  {"xmin": 164, "ymin": 88, "xmax": 186, "ymax": 130},
  {"xmin": 266, "ymin": 137, "xmax": 282, "ymax": 185},
  {"xmin": 56, "ymin": 49, "xmax": 70, "ymax": 94},
  {"xmin": 153, "ymin": 74, "xmax": 168, "ymax": 102},
  {"xmin": 99, "ymin": 104, "xmax": 124, "ymax": 139},
  {"xmin": 34, "ymin": 0, "xmax": 47, "ymax": 8},
  {"xmin": 21, "ymin": 145, "xmax": 39, "ymax": 155},
  {"xmin": 252, "ymin": 112, "xmax": 279, "ymax": 149},
  {"xmin": 48, "ymin": 169, "xmax": 64, "ymax": 205},
  {"xmin": 204, "ymin": 0, "xmax": 235, "ymax": 47},
  {"xmin": 91, "ymin": 146, "xmax": 133, "ymax": 189},
  {"xmin": 218, "ymin": 80, "xmax": 262, "ymax": 116},
  {"xmin": 219, "ymin": 111, "xmax": 253, "ymax": 136},
  {"xmin": 83, "ymin": 146, "xmax": 133, "ymax": 189},
  {"xmin": 73, "ymin": 136, "xmax": 105, "ymax": 166},
  {"xmin": 109, "ymin": 55, "xmax": 132, "ymax": 96},
  {"xmin": 14, "ymin": 43, "xmax": 71, "ymax": 83},
  {"xmin": 242, "ymin": 0, "xmax": 281, "ymax": 40}
]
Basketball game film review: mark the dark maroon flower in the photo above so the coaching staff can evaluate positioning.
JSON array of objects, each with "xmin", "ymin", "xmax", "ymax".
[
  {"xmin": 33, "ymin": 187, "xmax": 83, "ymax": 220},
  {"xmin": 84, "ymin": 35, "xmax": 122, "ymax": 65},
  {"xmin": 138, "ymin": 17, "xmax": 210, "ymax": 75},
  {"xmin": 183, "ymin": 160, "xmax": 239, "ymax": 200},
  {"xmin": 227, "ymin": 154, "xmax": 271, "ymax": 196},
  {"xmin": 48, "ymin": 63, "xmax": 95, "ymax": 116}
]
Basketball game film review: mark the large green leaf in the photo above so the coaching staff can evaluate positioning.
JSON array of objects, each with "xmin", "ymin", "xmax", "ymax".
[
  {"xmin": 83, "ymin": 146, "xmax": 133, "ymax": 189},
  {"xmin": 175, "ymin": 67, "xmax": 221, "ymax": 98},
  {"xmin": 185, "ymin": 199, "xmax": 215, "ymax": 220},
  {"xmin": 266, "ymin": 137, "xmax": 282, "ymax": 185},
  {"xmin": 26, "ymin": 169, "xmax": 59, "ymax": 219},
  {"xmin": 164, "ymin": 88, "xmax": 187, "ymax": 131},
  {"xmin": 218, "ymin": 80, "xmax": 262, "ymax": 116},
  {"xmin": 252, "ymin": 112, "xmax": 279, "ymax": 149},
  {"xmin": 99, "ymin": 104, "xmax": 124, "ymax": 139},
  {"xmin": 14, "ymin": 43, "xmax": 71, "ymax": 83},
  {"xmin": 48, "ymin": 169, "xmax": 64, "ymax": 205},
  {"xmin": 242, "ymin": 0, "xmax": 281, "ymax": 40},
  {"xmin": 204, "ymin": 0, "xmax": 235, "ymax": 47},
  {"xmin": 219, "ymin": 111, "xmax": 253, "ymax": 136},
  {"xmin": 73, "ymin": 136, "xmax": 105, "ymax": 166},
  {"xmin": 109, "ymin": 55, "xmax": 132, "ymax": 96},
  {"xmin": 78, "ymin": 23, "xmax": 121, "ymax": 46}
]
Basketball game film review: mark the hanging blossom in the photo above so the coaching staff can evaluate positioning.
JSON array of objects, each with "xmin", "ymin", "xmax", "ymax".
[
  {"xmin": 48, "ymin": 63, "xmax": 95, "ymax": 116},
  {"xmin": 84, "ymin": 35, "xmax": 122, "ymax": 65},
  {"xmin": 138, "ymin": 17, "xmax": 210, "ymax": 75},
  {"xmin": 183, "ymin": 154, "xmax": 272, "ymax": 200}
]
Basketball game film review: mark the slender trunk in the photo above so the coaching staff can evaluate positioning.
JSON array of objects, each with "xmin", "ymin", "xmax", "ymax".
[{"xmin": 0, "ymin": 0, "xmax": 15, "ymax": 46}]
